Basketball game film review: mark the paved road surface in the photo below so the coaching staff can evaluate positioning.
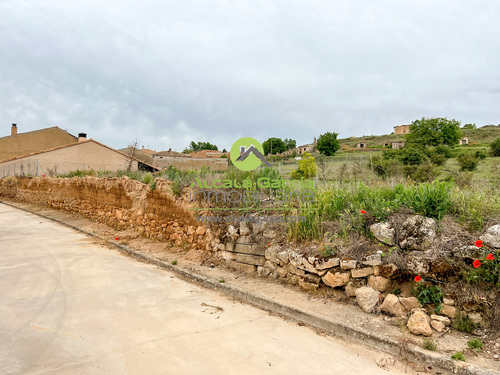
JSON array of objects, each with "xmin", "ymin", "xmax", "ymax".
[{"xmin": 0, "ymin": 203, "xmax": 403, "ymax": 375}]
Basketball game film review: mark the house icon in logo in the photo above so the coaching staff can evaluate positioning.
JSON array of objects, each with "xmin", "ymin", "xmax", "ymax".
[
  {"xmin": 236, "ymin": 145, "xmax": 271, "ymax": 167},
  {"xmin": 230, "ymin": 137, "xmax": 271, "ymax": 171}
]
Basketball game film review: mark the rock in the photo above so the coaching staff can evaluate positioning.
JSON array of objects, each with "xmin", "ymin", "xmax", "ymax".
[
  {"xmin": 257, "ymin": 266, "xmax": 271, "ymax": 278},
  {"xmin": 367, "ymin": 275, "xmax": 390, "ymax": 292},
  {"xmin": 407, "ymin": 310, "xmax": 433, "ymax": 336},
  {"xmin": 468, "ymin": 312, "xmax": 482, "ymax": 325},
  {"xmin": 315, "ymin": 257, "xmax": 340, "ymax": 270},
  {"xmin": 277, "ymin": 267, "xmax": 288, "ymax": 278},
  {"xmin": 443, "ymin": 298, "xmax": 454, "ymax": 306},
  {"xmin": 399, "ymin": 215, "xmax": 437, "ymax": 251},
  {"xmin": 253, "ymin": 222, "xmax": 266, "ymax": 235},
  {"xmin": 430, "ymin": 320, "xmax": 446, "ymax": 333},
  {"xmin": 380, "ymin": 294, "xmax": 407, "ymax": 317},
  {"xmin": 355, "ymin": 287, "xmax": 380, "ymax": 313},
  {"xmin": 370, "ymin": 222, "xmax": 396, "ymax": 246},
  {"xmin": 480, "ymin": 224, "xmax": 500, "ymax": 248},
  {"xmin": 264, "ymin": 260, "xmax": 278, "ymax": 272},
  {"xmin": 302, "ymin": 273, "xmax": 321, "ymax": 285},
  {"xmin": 430, "ymin": 315, "xmax": 450, "ymax": 325},
  {"xmin": 351, "ymin": 267, "xmax": 374, "ymax": 278},
  {"xmin": 286, "ymin": 264, "xmax": 305, "ymax": 276},
  {"xmin": 195, "ymin": 226, "xmax": 206, "ymax": 235},
  {"xmin": 379, "ymin": 263, "xmax": 399, "ymax": 278},
  {"xmin": 264, "ymin": 245, "xmax": 280, "ymax": 263},
  {"xmin": 299, "ymin": 279, "xmax": 319, "ymax": 292},
  {"xmin": 340, "ymin": 260, "xmax": 357, "ymax": 269},
  {"xmin": 263, "ymin": 229, "xmax": 277, "ymax": 239},
  {"xmin": 406, "ymin": 252, "xmax": 430, "ymax": 275},
  {"xmin": 228, "ymin": 225, "xmax": 238, "ymax": 236},
  {"xmin": 239, "ymin": 222, "xmax": 251, "ymax": 235},
  {"xmin": 288, "ymin": 251, "xmax": 302, "ymax": 268},
  {"xmin": 440, "ymin": 304, "xmax": 456, "ymax": 318},
  {"xmin": 277, "ymin": 250, "xmax": 290, "ymax": 264},
  {"xmin": 452, "ymin": 246, "xmax": 487, "ymax": 260},
  {"xmin": 345, "ymin": 279, "xmax": 366, "ymax": 297},
  {"xmin": 400, "ymin": 297, "xmax": 421, "ymax": 311},
  {"xmin": 363, "ymin": 253, "xmax": 383, "ymax": 266},
  {"xmin": 298, "ymin": 258, "xmax": 318, "ymax": 274},
  {"xmin": 322, "ymin": 271, "xmax": 351, "ymax": 288}
]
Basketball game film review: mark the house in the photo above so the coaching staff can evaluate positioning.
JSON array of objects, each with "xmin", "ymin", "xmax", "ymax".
[
  {"xmin": 0, "ymin": 124, "xmax": 78, "ymax": 161},
  {"xmin": 459, "ymin": 137, "xmax": 469, "ymax": 145},
  {"xmin": 394, "ymin": 125, "xmax": 411, "ymax": 135},
  {"xmin": 296, "ymin": 138, "xmax": 317, "ymax": 155},
  {"xmin": 0, "ymin": 135, "xmax": 158, "ymax": 178},
  {"xmin": 356, "ymin": 141, "xmax": 368, "ymax": 149},
  {"xmin": 153, "ymin": 149, "xmax": 228, "ymax": 171},
  {"xmin": 392, "ymin": 141, "xmax": 406, "ymax": 149},
  {"xmin": 189, "ymin": 150, "xmax": 227, "ymax": 158}
]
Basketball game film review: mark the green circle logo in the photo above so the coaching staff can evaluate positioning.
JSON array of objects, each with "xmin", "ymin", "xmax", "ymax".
[{"xmin": 230, "ymin": 137, "xmax": 270, "ymax": 171}]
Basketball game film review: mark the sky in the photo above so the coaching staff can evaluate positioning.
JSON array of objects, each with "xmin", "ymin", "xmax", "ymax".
[{"xmin": 1, "ymin": 1, "xmax": 499, "ymax": 152}]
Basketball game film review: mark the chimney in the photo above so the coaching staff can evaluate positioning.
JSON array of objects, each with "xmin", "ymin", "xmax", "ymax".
[
  {"xmin": 78, "ymin": 133, "xmax": 87, "ymax": 143},
  {"xmin": 313, "ymin": 137, "xmax": 317, "ymax": 144},
  {"xmin": 11, "ymin": 123, "xmax": 17, "ymax": 136}
]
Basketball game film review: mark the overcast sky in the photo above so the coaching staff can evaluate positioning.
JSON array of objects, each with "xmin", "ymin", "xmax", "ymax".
[{"xmin": 1, "ymin": 1, "xmax": 499, "ymax": 151}]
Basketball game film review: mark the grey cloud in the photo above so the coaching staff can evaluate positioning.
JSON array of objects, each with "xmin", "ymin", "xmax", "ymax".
[{"xmin": 1, "ymin": 0, "xmax": 499, "ymax": 152}]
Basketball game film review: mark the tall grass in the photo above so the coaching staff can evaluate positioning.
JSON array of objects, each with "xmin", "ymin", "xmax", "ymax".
[{"xmin": 290, "ymin": 181, "xmax": 453, "ymax": 240}]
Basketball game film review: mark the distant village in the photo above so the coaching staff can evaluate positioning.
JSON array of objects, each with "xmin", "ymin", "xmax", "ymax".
[{"xmin": 0, "ymin": 123, "xmax": 471, "ymax": 178}]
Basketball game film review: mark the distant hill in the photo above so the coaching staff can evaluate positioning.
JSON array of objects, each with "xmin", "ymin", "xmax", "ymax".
[{"xmin": 337, "ymin": 124, "xmax": 500, "ymax": 150}]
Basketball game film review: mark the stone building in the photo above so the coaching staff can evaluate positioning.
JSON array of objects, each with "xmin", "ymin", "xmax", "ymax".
[
  {"xmin": 0, "ymin": 124, "xmax": 78, "ymax": 161},
  {"xmin": 394, "ymin": 125, "xmax": 410, "ymax": 135},
  {"xmin": 153, "ymin": 150, "xmax": 228, "ymax": 171},
  {"xmin": 356, "ymin": 141, "xmax": 368, "ymax": 149}
]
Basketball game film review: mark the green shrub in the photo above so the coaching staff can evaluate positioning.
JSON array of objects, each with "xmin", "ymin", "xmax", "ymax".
[
  {"xmin": 451, "ymin": 352, "xmax": 466, "ymax": 361},
  {"xmin": 291, "ymin": 152, "xmax": 317, "ymax": 179},
  {"xmin": 371, "ymin": 156, "xmax": 402, "ymax": 177},
  {"xmin": 398, "ymin": 146, "xmax": 427, "ymax": 165},
  {"xmin": 475, "ymin": 150, "xmax": 487, "ymax": 160},
  {"xmin": 429, "ymin": 153, "xmax": 446, "ymax": 166},
  {"xmin": 143, "ymin": 172, "xmax": 154, "ymax": 184},
  {"xmin": 458, "ymin": 153, "xmax": 479, "ymax": 171},
  {"xmin": 491, "ymin": 137, "xmax": 500, "ymax": 156},
  {"xmin": 422, "ymin": 338, "xmax": 437, "ymax": 351},
  {"xmin": 414, "ymin": 283, "xmax": 443, "ymax": 313},
  {"xmin": 463, "ymin": 252, "xmax": 500, "ymax": 289},
  {"xmin": 403, "ymin": 181, "xmax": 452, "ymax": 220},
  {"xmin": 467, "ymin": 338, "xmax": 483, "ymax": 351},
  {"xmin": 410, "ymin": 161, "xmax": 437, "ymax": 182},
  {"xmin": 452, "ymin": 314, "xmax": 478, "ymax": 333}
]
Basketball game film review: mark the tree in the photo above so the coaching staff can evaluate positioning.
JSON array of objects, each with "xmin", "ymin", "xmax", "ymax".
[
  {"xmin": 184, "ymin": 141, "xmax": 218, "ymax": 153},
  {"xmin": 462, "ymin": 123, "xmax": 477, "ymax": 130},
  {"xmin": 126, "ymin": 139, "xmax": 140, "ymax": 171},
  {"xmin": 263, "ymin": 137, "xmax": 286, "ymax": 155},
  {"xmin": 316, "ymin": 132, "xmax": 340, "ymax": 156},
  {"xmin": 491, "ymin": 137, "xmax": 500, "ymax": 157},
  {"xmin": 283, "ymin": 138, "xmax": 297, "ymax": 150},
  {"xmin": 406, "ymin": 117, "xmax": 462, "ymax": 147}
]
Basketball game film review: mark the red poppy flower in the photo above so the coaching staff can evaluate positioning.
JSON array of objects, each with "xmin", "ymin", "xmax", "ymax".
[
  {"xmin": 486, "ymin": 253, "xmax": 495, "ymax": 261},
  {"xmin": 41, "ymin": 174, "xmax": 45, "ymax": 177},
  {"xmin": 473, "ymin": 260, "xmax": 481, "ymax": 268},
  {"xmin": 114, "ymin": 237, "xmax": 119, "ymax": 240},
  {"xmin": 360, "ymin": 210, "xmax": 367, "ymax": 214},
  {"xmin": 414, "ymin": 276, "xmax": 422, "ymax": 282},
  {"xmin": 475, "ymin": 240, "xmax": 483, "ymax": 248},
  {"xmin": 268, "ymin": 243, "xmax": 271, "ymax": 246}
]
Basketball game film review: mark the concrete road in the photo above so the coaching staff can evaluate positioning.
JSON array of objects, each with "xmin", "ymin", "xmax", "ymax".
[{"xmin": 0, "ymin": 203, "xmax": 403, "ymax": 375}]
